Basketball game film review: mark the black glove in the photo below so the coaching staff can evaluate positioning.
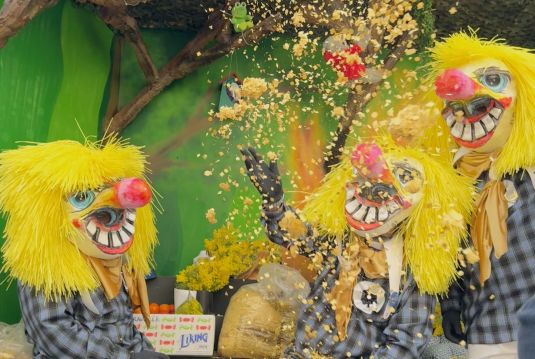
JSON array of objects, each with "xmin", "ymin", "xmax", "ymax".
[
  {"xmin": 240, "ymin": 147, "xmax": 284, "ymax": 206},
  {"xmin": 442, "ymin": 309, "xmax": 466, "ymax": 344},
  {"xmin": 131, "ymin": 350, "xmax": 170, "ymax": 359}
]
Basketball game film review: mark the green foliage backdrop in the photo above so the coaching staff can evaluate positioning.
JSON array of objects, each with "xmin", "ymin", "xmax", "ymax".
[{"xmin": 0, "ymin": 2, "xmax": 421, "ymax": 325}]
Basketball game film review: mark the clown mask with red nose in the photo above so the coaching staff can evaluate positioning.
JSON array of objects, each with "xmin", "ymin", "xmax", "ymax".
[
  {"xmin": 345, "ymin": 143, "xmax": 424, "ymax": 238},
  {"xmin": 435, "ymin": 59, "xmax": 516, "ymax": 153}
]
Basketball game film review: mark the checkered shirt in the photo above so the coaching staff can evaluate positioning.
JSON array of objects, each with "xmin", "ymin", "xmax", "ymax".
[
  {"xmin": 440, "ymin": 169, "xmax": 535, "ymax": 344},
  {"xmin": 263, "ymin": 205, "xmax": 436, "ymax": 359},
  {"xmin": 18, "ymin": 281, "xmax": 152, "ymax": 358}
]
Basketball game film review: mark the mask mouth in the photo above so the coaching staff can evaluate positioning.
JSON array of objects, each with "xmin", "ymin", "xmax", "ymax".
[
  {"xmin": 344, "ymin": 182, "xmax": 407, "ymax": 232},
  {"xmin": 84, "ymin": 208, "xmax": 136, "ymax": 254},
  {"xmin": 442, "ymin": 96, "xmax": 503, "ymax": 148}
]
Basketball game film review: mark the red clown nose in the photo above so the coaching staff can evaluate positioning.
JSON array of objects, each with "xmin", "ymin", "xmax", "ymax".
[
  {"xmin": 435, "ymin": 68, "xmax": 479, "ymax": 100},
  {"xmin": 114, "ymin": 178, "xmax": 152, "ymax": 209}
]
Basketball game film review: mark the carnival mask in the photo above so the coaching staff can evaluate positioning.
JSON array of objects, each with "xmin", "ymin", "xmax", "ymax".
[
  {"xmin": 345, "ymin": 143, "xmax": 424, "ymax": 237},
  {"xmin": 67, "ymin": 178, "xmax": 152, "ymax": 259},
  {"xmin": 435, "ymin": 59, "xmax": 516, "ymax": 152}
]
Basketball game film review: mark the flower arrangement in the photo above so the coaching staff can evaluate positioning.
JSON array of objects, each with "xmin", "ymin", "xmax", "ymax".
[{"xmin": 176, "ymin": 224, "xmax": 280, "ymax": 292}]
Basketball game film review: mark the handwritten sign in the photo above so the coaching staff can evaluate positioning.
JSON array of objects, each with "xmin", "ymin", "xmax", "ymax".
[{"xmin": 134, "ymin": 314, "xmax": 215, "ymax": 356}]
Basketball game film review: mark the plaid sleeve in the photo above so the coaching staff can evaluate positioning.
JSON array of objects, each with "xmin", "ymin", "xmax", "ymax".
[
  {"xmin": 261, "ymin": 202, "xmax": 337, "ymax": 259},
  {"xmin": 17, "ymin": 283, "xmax": 132, "ymax": 359},
  {"xmin": 372, "ymin": 279, "xmax": 436, "ymax": 359},
  {"xmin": 439, "ymin": 278, "xmax": 464, "ymax": 313}
]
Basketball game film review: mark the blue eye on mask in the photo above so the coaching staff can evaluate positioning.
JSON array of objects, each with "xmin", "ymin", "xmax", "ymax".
[{"xmin": 68, "ymin": 191, "xmax": 95, "ymax": 210}]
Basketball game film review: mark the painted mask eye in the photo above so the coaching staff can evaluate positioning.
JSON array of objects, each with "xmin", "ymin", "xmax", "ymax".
[
  {"xmin": 68, "ymin": 191, "xmax": 95, "ymax": 210},
  {"xmin": 479, "ymin": 72, "xmax": 510, "ymax": 93},
  {"xmin": 394, "ymin": 166, "xmax": 416, "ymax": 184}
]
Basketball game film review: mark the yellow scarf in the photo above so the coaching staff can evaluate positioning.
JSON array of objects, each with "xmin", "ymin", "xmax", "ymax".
[
  {"xmin": 84, "ymin": 255, "xmax": 151, "ymax": 327},
  {"xmin": 326, "ymin": 237, "xmax": 388, "ymax": 340},
  {"xmin": 457, "ymin": 151, "xmax": 508, "ymax": 284}
]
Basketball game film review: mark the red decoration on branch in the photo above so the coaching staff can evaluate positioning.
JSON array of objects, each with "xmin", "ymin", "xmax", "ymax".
[{"xmin": 323, "ymin": 43, "xmax": 366, "ymax": 80}]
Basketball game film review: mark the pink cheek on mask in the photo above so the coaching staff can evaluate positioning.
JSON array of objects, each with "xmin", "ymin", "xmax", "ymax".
[
  {"xmin": 72, "ymin": 219, "xmax": 81, "ymax": 229},
  {"xmin": 498, "ymin": 97, "xmax": 512, "ymax": 109}
]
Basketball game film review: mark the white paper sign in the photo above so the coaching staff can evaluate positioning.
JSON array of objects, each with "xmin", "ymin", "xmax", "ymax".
[{"xmin": 133, "ymin": 314, "xmax": 215, "ymax": 356}]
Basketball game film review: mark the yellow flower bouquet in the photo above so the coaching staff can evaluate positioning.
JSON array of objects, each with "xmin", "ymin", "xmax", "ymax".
[{"xmin": 176, "ymin": 224, "xmax": 280, "ymax": 292}]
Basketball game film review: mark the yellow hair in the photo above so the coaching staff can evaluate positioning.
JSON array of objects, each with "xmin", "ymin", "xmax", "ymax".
[
  {"xmin": 0, "ymin": 138, "xmax": 157, "ymax": 299},
  {"xmin": 428, "ymin": 31, "xmax": 535, "ymax": 176},
  {"xmin": 302, "ymin": 139, "xmax": 473, "ymax": 294}
]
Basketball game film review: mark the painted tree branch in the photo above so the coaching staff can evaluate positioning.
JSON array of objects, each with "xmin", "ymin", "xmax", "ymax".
[
  {"xmin": 0, "ymin": 0, "xmax": 59, "ymax": 49},
  {"xmin": 104, "ymin": 12, "xmax": 282, "ymax": 136},
  {"xmin": 148, "ymin": 88, "xmax": 215, "ymax": 173},
  {"xmin": 103, "ymin": 35, "xmax": 123, "ymax": 125},
  {"xmin": 323, "ymin": 30, "xmax": 414, "ymax": 172},
  {"xmin": 89, "ymin": 0, "xmax": 158, "ymax": 82}
]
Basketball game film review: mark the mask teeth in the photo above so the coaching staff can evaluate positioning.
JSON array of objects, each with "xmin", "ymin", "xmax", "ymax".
[{"xmin": 86, "ymin": 209, "xmax": 137, "ymax": 249}]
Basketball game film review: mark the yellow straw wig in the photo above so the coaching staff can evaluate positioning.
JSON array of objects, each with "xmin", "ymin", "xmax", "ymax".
[
  {"xmin": 302, "ymin": 138, "xmax": 473, "ymax": 294},
  {"xmin": 428, "ymin": 31, "xmax": 535, "ymax": 176},
  {"xmin": 0, "ymin": 138, "xmax": 157, "ymax": 300}
]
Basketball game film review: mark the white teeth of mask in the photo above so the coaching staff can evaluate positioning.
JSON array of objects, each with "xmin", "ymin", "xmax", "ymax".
[
  {"xmin": 461, "ymin": 125, "xmax": 472, "ymax": 141},
  {"xmin": 451, "ymin": 122, "xmax": 464, "ymax": 137},
  {"xmin": 481, "ymin": 115, "xmax": 496, "ymax": 131},
  {"xmin": 125, "ymin": 211, "xmax": 136, "ymax": 224},
  {"xmin": 353, "ymin": 205, "xmax": 368, "ymax": 221},
  {"xmin": 119, "ymin": 229, "xmax": 129, "ymax": 241},
  {"xmin": 123, "ymin": 221, "xmax": 135, "ymax": 234},
  {"xmin": 345, "ymin": 199, "xmax": 359, "ymax": 213},
  {"xmin": 364, "ymin": 207, "xmax": 377, "ymax": 223},
  {"xmin": 86, "ymin": 221, "xmax": 97, "ymax": 236},
  {"xmin": 473, "ymin": 122, "xmax": 486, "ymax": 139},
  {"xmin": 445, "ymin": 114, "xmax": 455, "ymax": 127},
  {"xmin": 378, "ymin": 206, "xmax": 388, "ymax": 221},
  {"xmin": 98, "ymin": 231, "xmax": 108, "ymax": 245},
  {"xmin": 490, "ymin": 108, "xmax": 502, "ymax": 119},
  {"xmin": 346, "ymin": 187, "xmax": 355, "ymax": 200},
  {"xmin": 112, "ymin": 232, "xmax": 121, "ymax": 247}
]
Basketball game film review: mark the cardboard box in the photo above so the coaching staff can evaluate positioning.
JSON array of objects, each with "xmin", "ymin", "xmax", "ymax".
[{"xmin": 134, "ymin": 314, "xmax": 215, "ymax": 356}]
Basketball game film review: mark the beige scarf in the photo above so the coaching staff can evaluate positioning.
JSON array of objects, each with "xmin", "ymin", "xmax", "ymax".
[
  {"xmin": 84, "ymin": 255, "xmax": 151, "ymax": 327},
  {"xmin": 457, "ymin": 150, "xmax": 508, "ymax": 284},
  {"xmin": 326, "ymin": 237, "xmax": 388, "ymax": 340}
]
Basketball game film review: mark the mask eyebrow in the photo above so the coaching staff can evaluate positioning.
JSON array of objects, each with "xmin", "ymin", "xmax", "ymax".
[{"xmin": 473, "ymin": 66, "xmax": 510, "ymax": 77}]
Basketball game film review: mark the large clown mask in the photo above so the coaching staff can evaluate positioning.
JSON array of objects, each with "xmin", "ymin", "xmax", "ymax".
[
  {"xmin": 68, "ymin": 178, "xmax": 152, "ymax": 259},
  {"xmin": 435, "ymin": 59, "xmax": 516, "ymax": 152},
  {"xmin": 345, "ymin": 143, "xmax": 424, "ymax": 238}
]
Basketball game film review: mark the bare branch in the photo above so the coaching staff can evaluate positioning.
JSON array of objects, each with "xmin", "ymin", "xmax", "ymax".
[
  {"xmin": 81, "ymin": 0, "xmax": 158, "ymax": 82},
  {"xmin": 103, "ymin": 35, "xmax": 123, "ymax": 126},
  {"xmin": 323, "ymin": 29, "xmax": 414, "ymax": 172},
  {"xmin": 0, "ymin": 0, "xmax": 59, "ymax": 49},
  {"xmin": 148, "ymin": 88, "xmax": 215, "ymax": 173},
  {"xmin": 105, "ymin": 12, "xmax": 282, "ymax": 136}
]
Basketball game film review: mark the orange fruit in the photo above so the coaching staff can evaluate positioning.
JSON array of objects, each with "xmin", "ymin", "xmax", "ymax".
[
  {"xmin": 159, "ymin": 304, "xmax": 170, "ymax": 314},
  {"xmin": 149, "ymin": 303, "xmax": 160, "ymax": 314},
  {"xmin": 168, "ymin": 305, "xmax": 175, "ymax": 314}
]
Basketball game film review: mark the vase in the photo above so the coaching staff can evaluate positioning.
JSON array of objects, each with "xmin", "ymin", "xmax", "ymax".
[{"xmin": 174, "ymin": 288, "xmax": 214, "ymax": 314}]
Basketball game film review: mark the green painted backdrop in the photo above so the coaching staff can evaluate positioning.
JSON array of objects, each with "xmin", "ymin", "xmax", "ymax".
[
  {"xmin": 0, "ymin": 2, "xmax": 421, "ymax": 324},
  {"xmin": 0, "ymin": 1, "xmax": 335, "ymax": 323}
]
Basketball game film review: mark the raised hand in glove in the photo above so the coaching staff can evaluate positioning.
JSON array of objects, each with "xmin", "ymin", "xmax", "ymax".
[
  {"xmin": 442, "ymin": 309, "xmax": 466, "ymax": 345},
  {"xmin": 240, "ymin": 147, "xmax": 283, "ymax": 206},
  {"xmin": 132, "ymin": 350, "xmax": 170, "ymax": 359}
]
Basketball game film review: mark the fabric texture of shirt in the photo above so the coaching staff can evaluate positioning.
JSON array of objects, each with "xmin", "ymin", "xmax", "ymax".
[
  {"xmin": 262, "ymin": 204, "xmax": 435, "ymax": 359},
  {"xmin": 18, "ymin": 281, "xmax": 152, "ymax": 359},
  {"xmin": 518, "ymin": 294, "xmax": 535, "ymax": 359},
  {"xmin": 440, "ymin": 169, "xmax": 535, "ymax": 344}
]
